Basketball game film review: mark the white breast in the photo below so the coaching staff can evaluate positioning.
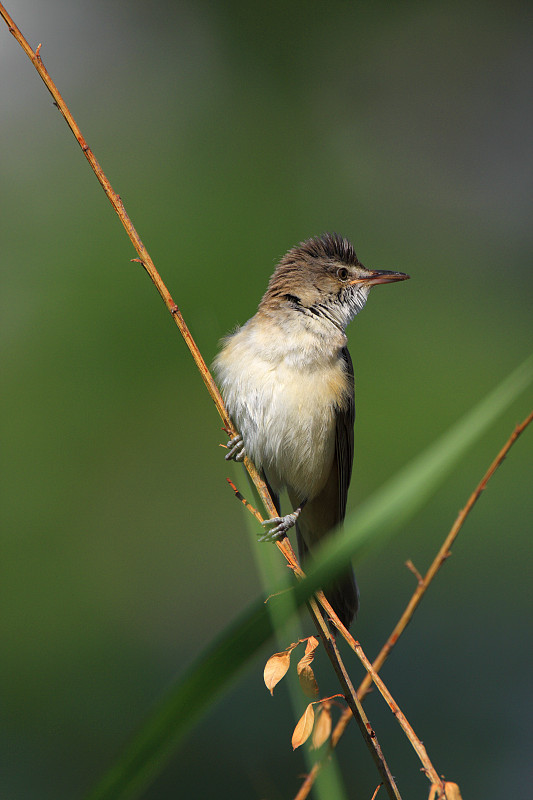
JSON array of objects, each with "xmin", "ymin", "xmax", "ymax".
[{"xmin": 214, "ymin": 313, "xmax": 349, "ymax": 500}]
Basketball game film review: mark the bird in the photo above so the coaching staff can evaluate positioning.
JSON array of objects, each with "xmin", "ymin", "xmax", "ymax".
[{"xmin": 214, "ymin": 233, "xmax": 409, "ymax": 630}]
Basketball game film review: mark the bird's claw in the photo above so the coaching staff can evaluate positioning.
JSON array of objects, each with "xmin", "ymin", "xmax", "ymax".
[
  {"xmin": 258, "ymin": 508, "xmax": 301, "ymax": 542},
  {"xmin": 225, "ymin": 433, "xmax": 246, "ymax": 462}
]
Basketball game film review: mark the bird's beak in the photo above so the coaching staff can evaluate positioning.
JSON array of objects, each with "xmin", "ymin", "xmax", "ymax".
[{"xmin": 350, "ymin": 270, "xmax": 410, "ymax": 286}]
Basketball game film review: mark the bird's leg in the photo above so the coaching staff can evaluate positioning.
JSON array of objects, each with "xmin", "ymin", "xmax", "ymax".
[
  {"xmin": 224, "ymin": 433, "xmax": 303, "ymax": 542},
  {"xmin": 225, "ymin": 433, "xmax": 246, "ymax": 462},
  {"xmin": 259, "ymin": 500, "xmax": 307, "ymax": 542}
]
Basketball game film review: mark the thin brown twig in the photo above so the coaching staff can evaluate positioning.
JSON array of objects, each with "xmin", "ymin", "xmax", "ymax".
[
  {"xmin": 0, "ymin": 5, "xmax": 277, "ymax": 517},
  {"xmin": 304, "ymin": 595, "xmax": 402, "ymax": 798},
  {"xmin": 405, "ymin": 559, "xmax": 424, "ymax": 584},
  {"xmin": 370, "ymin": 785, "xmax": 383, "ymax": 800},
  {"xmin": 330, "ymin": 616, "xmax": 441, "ymax": 786},
  {"xmin": 358, "ymin": 408, "xmax": 533, "ymax": 697},
  {"xmin": 314, "ymin": 588, "xmax": 441, "ymax": 786},
  {"xmin": 0, "ymin": 8, "xmax": 404, "ymax": 799},
  {"xmin": 294, "ymin": 410, "xmax": 533, "ymax": 800},
  {"xmin": 226, "ymin": 486, "xmax": 403, "ymax": 797},
  {"xmin": 229, "ymin": 478, "xmax": 444, "ymax": 790},
  {"xmin": 226, "ymin": 478, "xmax": 265, "ymax": 524}
]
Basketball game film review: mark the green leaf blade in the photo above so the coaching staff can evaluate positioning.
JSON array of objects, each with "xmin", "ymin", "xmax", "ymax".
[{"xmin": 85, "ymin": 355, "xmax": 532, "ymax": 800}]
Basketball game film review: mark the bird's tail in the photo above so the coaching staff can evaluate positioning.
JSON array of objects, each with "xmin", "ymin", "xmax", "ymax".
[
  {"xmin": 323, "ymin": 568, "xmax": 359, "ymax": 632},
  {"xmin": 296, "ymin": 526, "xmax": 359, "ymax": 631}
]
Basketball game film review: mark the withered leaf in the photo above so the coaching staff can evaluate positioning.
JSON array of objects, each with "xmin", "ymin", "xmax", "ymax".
[
  {"xmin": 264, "ymin": 651, "xmax": 291, "ymax": 695},
  {"xmin": 443, "ymin": 784, "xmax": 463, "ymax": 800},
  {"xmin": 298, "ymin": 663, "xmax": 319, "ymax": 698},
  {"xmin": 305, "ymin": 635, "xmax": 319, "ymax": 656},
  {"xmin": 297, "ymin": 636, "xmax": 318, "ymax": 670},
  {"xmin": 291, "ymin": 702, "xmax": 315, "ymax": 750},
  {"xmin": 311, "ymin": 704, "xmax": 332, "ymax": 749},
  {"xmin": 429, "ymin": 783, "xmax": 463, "ymax": 800}
]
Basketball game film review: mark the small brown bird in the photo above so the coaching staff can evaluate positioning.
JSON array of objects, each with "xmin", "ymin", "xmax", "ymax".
[{"xmin": 215, "ymin": 233, "xmax": 409, "ymax": 629}]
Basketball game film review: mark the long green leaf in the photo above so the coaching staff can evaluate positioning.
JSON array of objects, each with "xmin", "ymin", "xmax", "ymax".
[
  {"xmin": 86, "ymin": 355, "xmax": 532, "ymax": 800},
  {"xmin": 297, "ymin": 353, "xmax": 533, "ymax": 598},
  {"xmin": 245, "ymin": 479, "xmax": 349, "ymax": 800}
]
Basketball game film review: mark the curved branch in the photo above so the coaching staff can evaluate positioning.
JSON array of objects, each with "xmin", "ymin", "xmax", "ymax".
[{"xmin": 295, "ymin": 410, "xmax": 533, "ymax": 800}]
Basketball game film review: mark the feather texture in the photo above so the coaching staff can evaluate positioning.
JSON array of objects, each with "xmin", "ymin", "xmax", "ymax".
[{"xmin": 214, "ymin": 234, "xmax": 408, "ymax": 629}]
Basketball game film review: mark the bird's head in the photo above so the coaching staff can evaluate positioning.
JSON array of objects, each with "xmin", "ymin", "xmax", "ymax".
[{"xmin": 259, "ymin": 232, "xmax": 409, "ymax": 331}]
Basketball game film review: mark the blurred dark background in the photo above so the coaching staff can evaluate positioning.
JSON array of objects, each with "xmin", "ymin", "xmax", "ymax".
[{"xmin": 1, "ymin": 1, "xmax": 532, "ymax": 798}]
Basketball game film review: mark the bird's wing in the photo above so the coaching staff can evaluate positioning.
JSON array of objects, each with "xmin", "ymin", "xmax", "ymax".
[
  {"xmin": 292, "ymin": 346, "xmax": 358, "ymax": 627},
  {"xmin": 335, "ymin": 346, "xmax": 355, "ymax": 521}
]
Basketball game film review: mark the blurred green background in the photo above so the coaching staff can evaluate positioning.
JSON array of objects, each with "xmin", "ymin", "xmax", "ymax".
[{"xmin": 2, "ymin": 1, "xmax": 532, "ymax": 798}]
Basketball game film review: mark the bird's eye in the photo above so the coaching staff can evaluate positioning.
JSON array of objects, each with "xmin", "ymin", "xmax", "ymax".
[{"xmin": 337, "ymin": 267, "xmax": 349, "ymax": 282}]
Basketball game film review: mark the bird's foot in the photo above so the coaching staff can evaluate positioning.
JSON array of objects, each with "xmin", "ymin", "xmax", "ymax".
[
  {"xmin": 225, "ymin": 433, "xmax": 246, "ymax": 462},
  {"xmin": 259, "ymin": 508, "xmax": 301, "ymax": 542}
]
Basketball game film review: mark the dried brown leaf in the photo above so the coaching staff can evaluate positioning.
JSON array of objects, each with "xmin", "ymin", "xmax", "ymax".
[
  {"xmin": 298, "ymin": 663, "xmax": 319, "ymax": 698},
  {"xmin": 304, "ymin": 635, "xmax": 319, "ymax": 656},
  {"xmin": 297, "ymin": 635, "xmax": 319, "ymax": 678},
  {"xmin": 291, "ymin": 702, "xmax": 315, "ymax": 750},
  {"xmin": 263, "ymin": 641, "xmax": 301, "ymax": 694},
  {"xmin": 443, "ymin": 784, "xmax": 463, "ymax": 800},
  {"xmin": 264, "ymin": 651, "xmax": 291, "ymax": 695},
  {"xmin": 297, "ymin": 636, "xmax": 318, "ymax": 671},
  {"xmin": 311, "ymin": 704, "xmax": 332, "ymax": 749},
  {"xmin": 428, "ymin": 783, "xmax": 463, "ymax": 800}
]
